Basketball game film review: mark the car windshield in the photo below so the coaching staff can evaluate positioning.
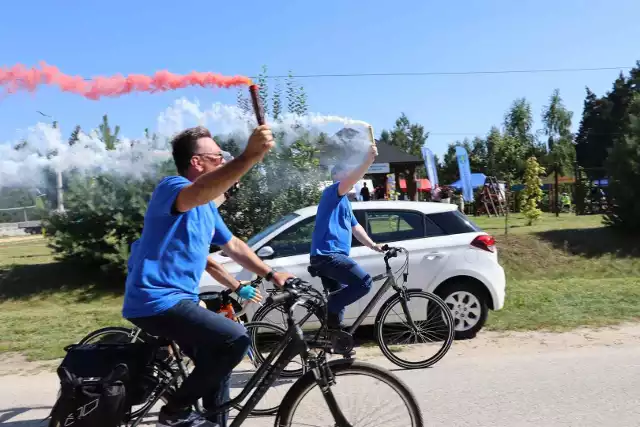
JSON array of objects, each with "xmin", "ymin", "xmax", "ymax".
[{"xmin": 246, "ymin": 213, "xmax": 300, "ymax": 247}]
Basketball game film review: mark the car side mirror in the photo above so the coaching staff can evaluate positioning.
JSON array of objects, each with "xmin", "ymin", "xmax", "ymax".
[{"xmin": 256, "ymin": 246, "xmax": 275, "ymax": 258}]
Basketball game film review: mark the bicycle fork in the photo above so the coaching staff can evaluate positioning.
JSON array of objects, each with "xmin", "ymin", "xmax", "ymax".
[
  {"xmin": 398, "ymin": 288, "xmax": 420, "ymax": 331},
  {"xmin": 310, "ymin": 359, "xmax": 352, "ymax": 427}
]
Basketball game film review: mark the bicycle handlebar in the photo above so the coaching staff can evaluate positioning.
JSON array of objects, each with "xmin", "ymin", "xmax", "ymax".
[
  {"xmin": 380, "ymin": 245, "xmax": 409, "ymax": 278},
  {"xmin": 265, "ymin": 278, "xmax": 307, "ymax": 306}
]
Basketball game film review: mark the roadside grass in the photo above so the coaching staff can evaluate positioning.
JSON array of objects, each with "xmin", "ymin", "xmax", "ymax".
[
  {"xmin": 472, "ymin": 212, "xmax": 605, "ymax": 235},
  {"xmin": 0, "ymin": 237, "xmax": 126, "ymax": 360},
  {"xmin": 481, "ymin": 213, "xmax": 640, "ymax": 330},
  {"xmin": 1, "ymin": 212, "xmax": 640, "ymax": 360}
]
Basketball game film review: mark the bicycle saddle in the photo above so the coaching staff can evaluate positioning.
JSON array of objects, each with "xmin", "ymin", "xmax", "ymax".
[{"xmin": 307, "ymin": 266, "xmax": 320, "ymax": 277}]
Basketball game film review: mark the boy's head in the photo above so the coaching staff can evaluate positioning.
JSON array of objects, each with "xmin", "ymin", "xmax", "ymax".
[{"xmin": 331, "ymin": 163, "xmax": 351, "ymax": 182}]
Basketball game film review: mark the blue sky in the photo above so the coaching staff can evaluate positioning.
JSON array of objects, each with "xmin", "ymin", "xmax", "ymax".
[{"xmin": 1, "ymin": 0, "xmax": 638, "ymax": 158}]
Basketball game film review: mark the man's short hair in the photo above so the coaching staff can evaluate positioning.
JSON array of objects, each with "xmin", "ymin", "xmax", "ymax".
[{"xmin": 171, "ymin": 126, "xmax": 212, "ymax": 176}]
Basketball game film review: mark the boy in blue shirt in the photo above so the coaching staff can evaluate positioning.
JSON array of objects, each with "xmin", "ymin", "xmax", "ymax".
[
  {"xmin": 310, "ymin": 144, "xmax": 383, "ymax": 330},
  {"xmin": 123, "ymin": 125, "xmax": 294, "ymax": 427}
]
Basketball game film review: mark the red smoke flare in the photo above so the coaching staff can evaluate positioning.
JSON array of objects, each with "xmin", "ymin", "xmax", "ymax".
[{"xmin": 0, "ymin": 62, "xmax": 252, "ymax": 100}]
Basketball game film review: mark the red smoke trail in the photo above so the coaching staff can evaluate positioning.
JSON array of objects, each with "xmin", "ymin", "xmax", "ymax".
[{"xmin": 0, "ymin": 62, "xmax": 252, "ymax": 100}]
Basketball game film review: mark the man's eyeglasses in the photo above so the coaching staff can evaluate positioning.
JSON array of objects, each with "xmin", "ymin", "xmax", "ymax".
[{"xmin": 192, "ymin": 151, "xmax": 234, "ymax": 162}]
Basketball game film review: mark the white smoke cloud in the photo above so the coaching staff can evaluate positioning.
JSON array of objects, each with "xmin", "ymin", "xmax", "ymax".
[{"xmin": 0, "ymin": 98, "xmax": 374, "ymax": 188}]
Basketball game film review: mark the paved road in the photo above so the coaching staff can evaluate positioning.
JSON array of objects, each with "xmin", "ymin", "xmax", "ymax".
[{"xmin": 2, "ymin": 331, "xmax": 640, "ymax": 426}]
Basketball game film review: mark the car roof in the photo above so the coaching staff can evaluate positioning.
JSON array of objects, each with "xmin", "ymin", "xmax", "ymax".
[{"xmin": 292, "ymin": 201, "xmax": 458, "ymax": 217}]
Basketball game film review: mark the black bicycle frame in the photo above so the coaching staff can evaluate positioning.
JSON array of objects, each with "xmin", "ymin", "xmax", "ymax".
[
  {"xmin": 225, "ymin": 325, "xmax": 304, "ymax": 426},
  {"xmin": 346, "ymin": 269, "xmax": 397, "ymax": 334},
  {"xmin": 293, "ymin": 263, "xmax": 410, "ymax": 337}
]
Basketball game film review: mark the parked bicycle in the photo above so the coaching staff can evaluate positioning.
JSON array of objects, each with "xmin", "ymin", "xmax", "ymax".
[
  {"xmin": 251, "ymin": 245, "xmax": 455, "ymax": 374},
  {"xmin": 56, "ymin": 278, "xmax": 424, "ymax": 427}
]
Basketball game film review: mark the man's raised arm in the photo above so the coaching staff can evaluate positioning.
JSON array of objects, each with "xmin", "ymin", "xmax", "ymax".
[{"xmin": 175, "ymin": 126, "xmax": 274, "ymax": 213}]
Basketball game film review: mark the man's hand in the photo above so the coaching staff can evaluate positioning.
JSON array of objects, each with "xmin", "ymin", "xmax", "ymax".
[
  {"xmin": 366, "ymin": 144, "xmax": 378, "ymax": 162},
  {"xmin": 236, "ymin": 282, "xmax": 263, "ymax": 304},
  {"xmin": 371, "ymin": 243, "xmax": 385, "ymax": 253},
  {"xmin": 248, "ymin": 288, "xmax": 263, "ymax": 304},
  {"xmin": 271, "ymin": 271, "xmax": 296, "ymax": 288},
  {"xmin": 242, "ymin": 125, "xmax": 275, "ymax": 162}
]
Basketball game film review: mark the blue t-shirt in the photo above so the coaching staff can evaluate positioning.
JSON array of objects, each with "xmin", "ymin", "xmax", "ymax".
[
  {"xmin": 310, "ymin": 182, "xmax": 358, "ymax": 257},
  {"xmin": 122, "ymin": 176, "xmax": 233, "ymax": 318}
]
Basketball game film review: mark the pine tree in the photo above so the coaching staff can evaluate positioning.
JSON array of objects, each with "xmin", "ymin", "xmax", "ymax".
[
  {"xmin": 272, "ymin": 79, "xmax": 282, "ymax": 120},
  {"xmin": 605, "ymin": 95, "xmax": 640, "ymax": 231}
]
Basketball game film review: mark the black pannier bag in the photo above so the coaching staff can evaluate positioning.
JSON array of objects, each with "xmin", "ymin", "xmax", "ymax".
[{"xmin": 49, "ymin": 342, "xmax": 156, "ymax": 427}]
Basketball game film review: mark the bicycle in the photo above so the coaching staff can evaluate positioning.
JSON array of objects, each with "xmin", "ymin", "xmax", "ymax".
[
  {"xmin": 251, "ymin": 245, "xmax": 455, "ymax": 374},
  {"xmin": 76, "ymin": 280, "xmax": 281, "ymax": 417},
  {"xmin": 60, "ymin": 279, "xmax": 425, "ymax": 427}
]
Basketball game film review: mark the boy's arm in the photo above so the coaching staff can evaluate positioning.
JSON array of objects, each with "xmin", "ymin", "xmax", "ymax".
[{"xmin": 352, "ymin": 223, "xmax": 384, "ymax": 252}]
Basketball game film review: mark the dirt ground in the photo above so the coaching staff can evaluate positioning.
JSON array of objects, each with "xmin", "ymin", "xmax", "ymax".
[{"xmin": 3, "ymin": 322, "xmax": 640, "ymax": 376}]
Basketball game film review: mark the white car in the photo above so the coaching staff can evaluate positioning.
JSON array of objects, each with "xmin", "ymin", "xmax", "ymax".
[{"xmin": 200, "ymin": 201, "xmax": 506, "ymax": 339}]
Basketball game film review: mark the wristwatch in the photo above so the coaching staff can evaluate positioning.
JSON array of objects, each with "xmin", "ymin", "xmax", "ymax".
[{"xmin": 264, "ymin": 270, "xmax": 276, "ymax": 282}]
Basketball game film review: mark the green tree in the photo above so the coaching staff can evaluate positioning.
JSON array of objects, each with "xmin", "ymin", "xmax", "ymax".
[
  {"xmin": 541, "ymin": 89, "xmax": 576, "ymax": 216},
  {"xmin": 503, "ymin": 98, "xmax": 544, "ymax": 176},
  {"xmin": 272, "ymin": 79, "xmax": 283, "ymax": 120},
  {"xmin": 216, "ymin": 67, "xmax": 321, "ymax": 242},
  {"xmin": 45, "ymin": 173, "xmax": 161, "ymax": 274},
  {"xmin": 604, "ymin": 95, "xmax": 640, "ymax": 231},
  {"xmin": 99, "ymin": 115, "xmax": 120, "ymax": 150},
  {"xmin": 575, "ymin": 63, "xmax": 640, "ymax": 177},
  {"xmin": 384, "ymin": 113, "xmax": 429, "ymax": 157},
  {"xmin": 485, "ymin": 126, "xmax": 502, "ymax": 176},
  {"xmin": 68, "ymin": 125, "xmax": 81, "ymax": 146},
  {"xmin": 521, "ymin": 157, "xmax": 545, "ymax": 225}
]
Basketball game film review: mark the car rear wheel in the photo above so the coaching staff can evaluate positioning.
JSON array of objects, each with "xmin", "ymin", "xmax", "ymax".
[{"xmin": 437, "ymin": 280, "xmax": 488, "ymax": 340}]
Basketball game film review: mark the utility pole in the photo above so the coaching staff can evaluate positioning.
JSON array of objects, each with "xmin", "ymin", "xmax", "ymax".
[
  {"xmin": 37, "ymin": 111, "xmax": 65, "ymax": 212},
  {"xmin": 56, "ymin": 170, "xmax": 64, "ymax": 212}
]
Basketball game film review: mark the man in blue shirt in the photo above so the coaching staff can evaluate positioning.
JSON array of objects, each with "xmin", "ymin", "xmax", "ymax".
[
  {"xmin": 123, "ymin": 125, "xmax": 294, "ymax": 427},
  {"xmin": 310, "ymin": 144, "xmax": 383, "ymax": 331}
]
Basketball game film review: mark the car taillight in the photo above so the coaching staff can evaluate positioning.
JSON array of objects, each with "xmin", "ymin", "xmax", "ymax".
[{"xmin": 471, "ymin": 234, "xmax": 496, "ymax": 253}]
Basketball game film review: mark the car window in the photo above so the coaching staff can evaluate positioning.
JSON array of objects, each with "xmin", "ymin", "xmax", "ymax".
[
  {"xmin": 365, "ymin": 210, "xmax": 426, "ymax": 243},
  {"xmin": 267, "ymin": 216, "xmax": 316, "ymax": 257},
  {"xmin": 428, "ymin": 210, "xmax": 482, "ymax": 235},
  {"xmin": 424, "ymin": 215, "xmax": 446, "ymax": 237},
  {"xmin": 246, "ymin": 213, "xmax": 300, "ymax": 247}
]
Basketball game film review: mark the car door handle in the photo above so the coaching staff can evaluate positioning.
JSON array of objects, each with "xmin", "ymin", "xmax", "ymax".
[{"xmin": 425, "ymin": 252, "xmax": 445, "ymax": 260}]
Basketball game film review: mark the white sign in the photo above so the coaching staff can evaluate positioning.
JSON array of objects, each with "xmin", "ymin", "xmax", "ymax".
[{"xmin": 367, "ymin": 163, "xmax": 390, "ymax": 174}]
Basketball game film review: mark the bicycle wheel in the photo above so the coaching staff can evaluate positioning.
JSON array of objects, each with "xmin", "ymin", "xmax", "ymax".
[
  {"xmin": 276, "ymin": 359, "xmax": 423, "ymax": 427},
  {"xmin": 78, "ymin": 326, "xmax": 141, "ymax": 344},
  {"xmin": 375, "ymin": 290, "xmax": 454, "ymax": 369},
  {"xmin": 231, "ymin": 321, "xmax": 296, "ymax": 416},
  {"xmin": 251, "ymin": 300, "xmax": 324, "ymax": 377}
]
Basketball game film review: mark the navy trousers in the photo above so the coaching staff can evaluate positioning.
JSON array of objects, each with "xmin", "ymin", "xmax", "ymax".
[
  {"xmin": 310, "ymin": 253, "xmax": 373, "ymax": 324},
  {"xmin": 128, "ymin": 299, "xmax": 250, "ymax": 427}
]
